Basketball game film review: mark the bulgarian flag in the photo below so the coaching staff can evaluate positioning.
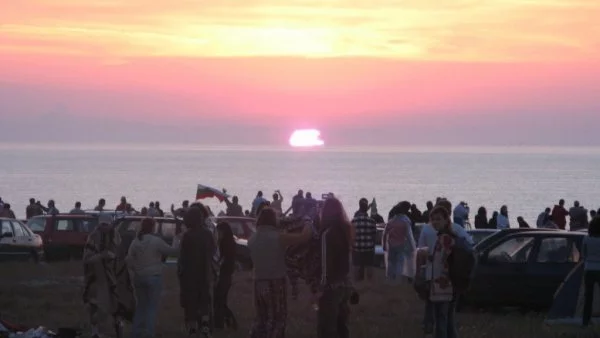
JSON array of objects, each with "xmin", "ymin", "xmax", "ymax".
[{"xmin": 196, "ymin": 184, "xmax": 230, "ymax": 202}]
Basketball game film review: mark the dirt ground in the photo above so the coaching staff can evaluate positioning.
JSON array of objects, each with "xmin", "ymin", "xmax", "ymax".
[{"xmin": 0, "ymin": 262, "xmax": 595, "ymax": 337}]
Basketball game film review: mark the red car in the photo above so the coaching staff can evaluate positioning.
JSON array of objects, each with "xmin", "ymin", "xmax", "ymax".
[{"xmin": 27, "ymin": 214, "xmax": 100, "ymax": 261}]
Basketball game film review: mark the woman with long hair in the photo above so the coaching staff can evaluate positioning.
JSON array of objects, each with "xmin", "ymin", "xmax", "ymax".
[
  {"xmin": 213, "ymin": 222, "xmax": 238, "ymax": 330},
  {"xmin": 248, "ymin": 207, "xmax": 312, "ymax": 338},
  {"xmin": 126, "ymin": 217, "xmax": 181, "ymax": 338},
  {"xmin": 474, "ymin": 207, "xmax": 488, "ymax": 229},
  {"xmin": 83, "ymin": 214, "xmax": 135, "ymax": 338},
  {"xmin": 307, "ymin": 197, "xmax": 353, "ymax": 338},
  {"xmin": 429, "ymin": 206, "xmax": 459, "ymax": 338}
]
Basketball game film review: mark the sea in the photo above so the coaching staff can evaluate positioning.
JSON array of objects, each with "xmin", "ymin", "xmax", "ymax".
[{"xmin": 1, "ymin": 143, "xmax": 599, "ymax": 225}]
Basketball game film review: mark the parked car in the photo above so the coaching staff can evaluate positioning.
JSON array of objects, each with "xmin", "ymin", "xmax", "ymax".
[
  {"xmin": 27, "ymin": 214, "xmax": 99, "ymax": 261},
  {"xmin": 474, "ymin": 227, "xmax": 559, "ymax": 253},
  {"xmin": 463, "ymin": 230, "xmax": 585, "ymax": 310},
  {"xmin": 114, "ymin": 216, "xmax": 184, "ymax": 257},
  {"xmin": 0, "ymin": 218, "xmax": 44, "ymax": 262}
]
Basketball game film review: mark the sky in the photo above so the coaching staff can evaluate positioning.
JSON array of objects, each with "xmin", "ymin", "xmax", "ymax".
[{"xmin": 1, "ymin": 0, "xmax": 599, "ymax": 146}]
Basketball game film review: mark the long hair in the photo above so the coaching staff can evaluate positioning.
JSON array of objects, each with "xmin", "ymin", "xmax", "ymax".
[
  {"xmin": 137, "ymin": 217, "xmax": 155, "ymax": 240},
  {"xmin": 184, "ymin": 203, "xmax": 208, "ymax": 229},
  {"xmin": 256, "ymin": 207, "xmax": 277, "ymax": 227},
  {"xmin": 320, "ymin": 198, "xmax": 352, "ymax": 248},
  {"xmin": 216, "ymin": 222, "xmax": 236, "ymax": 260}
]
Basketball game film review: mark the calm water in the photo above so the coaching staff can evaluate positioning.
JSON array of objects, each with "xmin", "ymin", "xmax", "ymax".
[{"xmin": 1, "ymin": 143, "xmax": 599, "ymax": 225}]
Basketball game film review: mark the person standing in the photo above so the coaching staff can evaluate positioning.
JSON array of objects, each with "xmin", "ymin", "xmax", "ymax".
[
  {"xmin": 383, "ymin": 210, "xmax": 415, "ymax": 283},
  {"xmin": 126, "ymin": 218, "xmax": 181, "ymax": 338},
  {"xmin": 270, "ymin": 190, "xmax": 284, "ymax": 216},
  {"xmin": 213, "ymin": 222, "xmax": 238, "ymax": 330},
  {"xmin": 496, "ymin": 206, "xmax": 510, "ymax": 229},
  {"xmin": 95, "ymin": 199, "xmax": 106, "ymax": 212},
  {"xmin": 248, "ymin": 207, "xmax": 312, "ymax": 338},
  {"xmin": 46, "ymin": 200, "xmax": 60, "ymax": 215},
  {"xmin": 178, "ymin": 205, "xmax": 217, "ymax": 337},
  {"xmin": 83, "ymin": 214, "xmax": 135, "ymax": 338},
  {"xmin": 418, "ymin": 199, "xmax": 472, "ymax": 336},
  {"xmin": 307, "ymin": 198, "xmax": 353, "ymax": 338},
  {"xmin": 582, "ymin": 216, "xmax": 600, "ymax": 327},
  {"xmin": 428, "ymin": 206, "xmax": 460, "ymax": 338},
  {"xmin": 26, "ymin": 198, "xmax": 43, "ymax": 219},
  {"xmin": 551, "ymin": 199, "xmax": 569, "ymax": 230},
  {"xmin": 70, "ymin": 202, "xmax": 86, "ymax": 214},
  {"xmin": 351, "ymin": 198, "xmax": 377, "ymax": 284},
  {"xmin": 537, "ymin": 208, "xmax": 551, "ymax": 228}
]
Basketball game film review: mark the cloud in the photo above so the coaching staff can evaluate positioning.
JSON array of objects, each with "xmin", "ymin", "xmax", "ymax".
[{"xmin": 1, "ymin": 0, "xmax": 598, "ymax": 60}]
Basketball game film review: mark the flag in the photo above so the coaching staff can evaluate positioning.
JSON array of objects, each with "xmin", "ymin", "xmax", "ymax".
[{"xmin": 196, "ymin": 184, "xmax": 229, "ymax": 202}]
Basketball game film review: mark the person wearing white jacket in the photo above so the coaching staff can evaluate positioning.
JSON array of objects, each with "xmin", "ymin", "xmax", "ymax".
[
  {"xmin": 126, "ymin": 218, "xmax": 181, "ymax": 338},
  {"xmin": 496, "ymin": 205, "xmax": 510, "ymax": 229}
]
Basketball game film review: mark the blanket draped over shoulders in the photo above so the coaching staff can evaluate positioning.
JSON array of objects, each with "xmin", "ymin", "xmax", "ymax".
[{"xmin": 83, "ymin": 225, "xmax": 135, "ymax": 322}]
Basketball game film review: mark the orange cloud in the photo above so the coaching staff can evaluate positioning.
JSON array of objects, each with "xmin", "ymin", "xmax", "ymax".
[{"xmin": 1, "ymin": 0, "xmax": 598, "ymax": 61}]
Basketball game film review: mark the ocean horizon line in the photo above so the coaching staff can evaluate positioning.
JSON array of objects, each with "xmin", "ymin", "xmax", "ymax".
[{"xmin": 1, "ymin": 142, "xmax": 600, "ymax": 155}]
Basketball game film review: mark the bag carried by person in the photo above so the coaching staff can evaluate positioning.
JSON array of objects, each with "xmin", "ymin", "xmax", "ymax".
[{"xmin": 447, "ymin": 235, "xmax": 476, "ymax": 294}]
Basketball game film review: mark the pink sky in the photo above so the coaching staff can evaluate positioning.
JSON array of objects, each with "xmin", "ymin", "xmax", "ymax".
[{"xmin": 1, "ymin": 0, "xmax": 599, "ymax": 145}]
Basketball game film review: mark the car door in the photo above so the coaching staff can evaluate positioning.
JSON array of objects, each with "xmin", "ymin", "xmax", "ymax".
[
  {"xmin": 9, "ymin": 220, "xmax": 31, "ymax": 260},
  {"xmin": 526, "ymin": 236, "xmax": 580, "ymax": 308},
  {"xmin": 47, "ymin": 218, "xmax": 80, "ymax": 260},
  {"xmin": 471, "ymin": 234, "xmax": 536, "ymax": 306},
  {"xmin": 0, "ymin": 220, "xmax": 18, "ymax": 261}
]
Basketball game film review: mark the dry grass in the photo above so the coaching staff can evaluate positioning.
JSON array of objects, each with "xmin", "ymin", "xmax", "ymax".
[{"xmin": 0, "ymin": 262, "xmax": 595, "ymax": 337}]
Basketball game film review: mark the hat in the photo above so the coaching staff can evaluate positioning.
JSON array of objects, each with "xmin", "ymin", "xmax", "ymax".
[{"xmin": 98, "ymin": 213, "xmax": 113, "ymax": 225}]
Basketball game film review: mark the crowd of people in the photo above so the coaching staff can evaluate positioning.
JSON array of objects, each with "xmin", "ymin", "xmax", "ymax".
[{"xmin": 1, "ymin": 192, "xmax": 600, "ymax": 338}]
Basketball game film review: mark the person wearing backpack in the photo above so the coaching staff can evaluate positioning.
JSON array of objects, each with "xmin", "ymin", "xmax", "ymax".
[{"xmin": 428, "ymin": 206, "xmax": 461, "ymax": 338}]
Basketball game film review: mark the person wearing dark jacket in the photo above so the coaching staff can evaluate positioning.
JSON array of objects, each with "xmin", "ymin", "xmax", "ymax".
[
  {"xmin": 474, "ymin": 207, "xmax": 488, "ymax": 229},
  {"xmin": 213, "ymin": 222, "xmax": 238, "ymax": 330},
  {"xmin": 178, "ymin": 205, "xmax": 217, "ymax": 337},
  {"xmin": 307, "ymin": 197, "xmax": 352, "ymax": 338}
]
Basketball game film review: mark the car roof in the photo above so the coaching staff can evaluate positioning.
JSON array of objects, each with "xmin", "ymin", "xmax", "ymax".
[
  {"xmin": 215, "ymin": 216, "xmax": 255, "ymax": 221},
  {"xmin": 468, "ymin": 229, "xmax": 498, "ymax": 233},
  {"xmin": 505, "ymin": 230, "xmax": 585, "ymax": 237},
  {"xmin": 31, "ymin": 214, "xmax": 97, "ymax": 219},
  {"xmin": 115, "ymin": 216, "xmax": 179, "ymax": 221}
]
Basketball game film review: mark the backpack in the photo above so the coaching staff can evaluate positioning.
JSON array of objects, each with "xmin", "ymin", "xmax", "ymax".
[{"xmin": 447, "ymin": 235, "xmax": 476, "ymax": 294}]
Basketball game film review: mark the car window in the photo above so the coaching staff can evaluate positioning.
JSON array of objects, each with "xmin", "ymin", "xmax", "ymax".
[
  {"xmin": 74, "ymin": 219, "xmax": 96, "ymax": 233},
  {"xmin": 536, "ymin": 237, "xmax": 574, "ymax": 263},
  {"xmin": 161, "ymin": 221, "xmax": 176, "ymax": 238},
  {"xmin": 27, "ymin": 218, "xmax": 45, "ymax": 232},
  {"xmin": 14, "ymin": 222, "xmax": 33, "ymax": 236},
  {"xmin": 1, "ymin": 220, "xmax": 12, "ymax": 235},
  {"xmin": 56, "ymin": 219, "xmax": 75, "ymax": 231},
  {"xmin": 11, "ymin": 223, "xmax": 25, "ymax": 237},
  {"xmin": 488, "ymin": 236, "xmax": 535, "ymax": 263}
]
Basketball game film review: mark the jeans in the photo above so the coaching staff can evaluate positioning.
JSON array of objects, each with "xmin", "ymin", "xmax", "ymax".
[
  {"xmin": 432, "ymin": 301, "xmax": 459, "ymax": 338},
  {"xmin": 583, "ymin": 270, "xmax": 600, "ymax": 326},
  {"xmin": 386, "ymin": 245, "xmax": 405, "ymax": 281},
  {"xmin": 318, "ymin": 286, "xmax": 350, "ymax": 338},
  {"xmin": 132, "ymin": 275, "xmax": 163, "ymax": 338}
]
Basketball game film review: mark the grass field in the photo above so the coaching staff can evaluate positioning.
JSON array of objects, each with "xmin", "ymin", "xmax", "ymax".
[{"xmin": 0, "ymin": 262, "xmax": 595, "ymax": 337}]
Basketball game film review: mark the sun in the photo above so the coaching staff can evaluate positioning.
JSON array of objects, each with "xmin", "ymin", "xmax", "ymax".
[{"xmin": 289, "ymin": 129, "xmax": 325, "ymax": 148}]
